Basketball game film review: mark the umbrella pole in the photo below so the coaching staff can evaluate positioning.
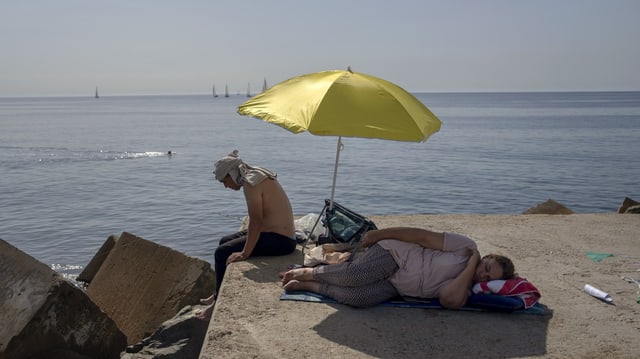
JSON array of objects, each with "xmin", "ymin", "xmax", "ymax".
[{"xmin": 329, "ymin": 136, "xmax": 344, "ymax": 210}]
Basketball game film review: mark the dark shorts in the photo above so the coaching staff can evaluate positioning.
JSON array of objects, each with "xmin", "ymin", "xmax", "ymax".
[{"xmin": 214, "ymin": 230, "xmax": 296, "ymax": 295}]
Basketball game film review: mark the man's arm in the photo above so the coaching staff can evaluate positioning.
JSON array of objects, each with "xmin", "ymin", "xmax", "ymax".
[
  {"xmin": 361, "ymin": 227, "xmax": 445, "ymax": 250},
  {"xmin": 438, "ymin": 249, "xmax": 480, "ymax": 308},
  {"xmin": 227, "ymin": 183, "xmax": 263, "ymax": 264},
  {"xmin": 241, "ymin": 183, "xmax": 263, "ymax": 257}
]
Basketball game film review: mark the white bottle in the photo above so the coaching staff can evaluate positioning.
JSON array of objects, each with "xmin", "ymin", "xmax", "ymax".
[{"xmin": 584, "ymin": 284, "xmax": 613, "ymax": 303}]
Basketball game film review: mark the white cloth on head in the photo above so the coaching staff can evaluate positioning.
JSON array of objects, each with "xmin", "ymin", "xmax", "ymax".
[
  {"xmin": 213, "ymin": 150, "xmax": 277, "ymax": 186},
  {"xmin": 214, "ymin": 150, "xmax": 242, "ymax": 183}
]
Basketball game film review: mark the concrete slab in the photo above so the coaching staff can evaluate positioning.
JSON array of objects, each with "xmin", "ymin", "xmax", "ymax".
[
  {"xmin": 86, "ymin": 232, "xmax": 215, "ymax": 345},
  {"xmin": 77, "ymin": 234, "xmax": 118, "ymax": 284},
  {"xmin": 199, "ymin": 214, "xmax": 640, "ymax": 358},
  {"xmin": 0, "ymin": 239, "xmax": 126, "ymax": 359}
]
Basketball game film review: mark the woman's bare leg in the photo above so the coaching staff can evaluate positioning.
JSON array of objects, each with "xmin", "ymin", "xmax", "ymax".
[{"xmin": 283, "ymin": 279, "xmax": 321, "ymax": 293}]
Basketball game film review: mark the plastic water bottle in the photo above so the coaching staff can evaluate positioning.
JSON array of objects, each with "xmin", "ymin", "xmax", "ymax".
[{"xmin": 584, "ymin": 284, "xmax": 613, "ymax": 303}]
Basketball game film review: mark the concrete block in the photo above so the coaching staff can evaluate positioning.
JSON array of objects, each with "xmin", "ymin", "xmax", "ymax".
[
  {"xmin": 86, "ymin": 232, "xmax": 215, "ymax": 345},
  {"xmin": 0, "ymin": 239, "xmax": 126, "ymax": 359},
  {"xmin": 77, "ymin": 234, "xmax": 119, "ymax": 284}
]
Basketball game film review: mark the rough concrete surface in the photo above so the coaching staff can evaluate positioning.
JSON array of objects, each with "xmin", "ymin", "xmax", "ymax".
[
  {"xmin": 86, "ymin": 232, "xmax": 215, "ymax": 345},
  {"xmin": 199, "ymin": 214, "xmax": 640, "ymax": 359}
]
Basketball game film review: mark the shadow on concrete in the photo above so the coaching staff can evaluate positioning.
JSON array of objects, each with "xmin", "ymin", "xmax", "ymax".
[
  {"xmin": 242, "ymin": 248, "xmax": 305, "ymax": 284},
  {"xmin": 312, "ymin": 303, "xmax": 552, "ymax": 358},
  {"xmin": 241, "ymin": 246, "xmax": 552, "ymax": 358}
]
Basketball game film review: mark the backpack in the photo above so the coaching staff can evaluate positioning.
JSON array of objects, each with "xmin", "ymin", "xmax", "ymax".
[{"xmin": 319, "ymin": 199, "xmax": 377, "ymax": 245}]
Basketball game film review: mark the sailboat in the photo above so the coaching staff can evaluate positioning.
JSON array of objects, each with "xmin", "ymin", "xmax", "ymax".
[
  {"xmin": 224, "ymin": 84, "xmax": 229, "ymax": 98},
  {"xmin": 246, "ymin": 82, "xmax": 251, "ymax": 97},
  {"xmin": 213, "ymin": 84, "xmax": 218, "ymax": 98},
  {"xmin": 262, "ymin": 78, "xmax": 267, "ymax": 92},
  {"xmin": 95, "ymin": 87, "xmax": 99, "ymax": 99}
]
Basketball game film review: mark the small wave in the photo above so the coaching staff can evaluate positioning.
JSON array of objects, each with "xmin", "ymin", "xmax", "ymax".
[
  {"xmin": 1, "ymin": 146, "xmax": 173, "ymax": 165},
  {"xmin": 144, "ymin": 151, "xmax": 168, "ymax": 157},
  {"xmin": 51, "ymin": 263, "xmax": 83, "ymax": 271},
  {"xmin": 108, "ymin": 150, "xmax": 168, "ymax": 159},
  {"xmin": 51, "ymin": 263, "xmax": 85, "ymax": 289}
]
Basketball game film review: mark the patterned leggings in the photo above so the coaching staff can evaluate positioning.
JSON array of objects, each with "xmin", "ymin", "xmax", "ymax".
[{"xmin": 313, "ymin": 243, "xmax": 399, "ymax": 307}]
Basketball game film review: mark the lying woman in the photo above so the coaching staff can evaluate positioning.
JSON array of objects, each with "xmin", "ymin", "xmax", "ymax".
[{"xmin": 281, "ymin": 227, "xmax": 516, "ymax": 308}]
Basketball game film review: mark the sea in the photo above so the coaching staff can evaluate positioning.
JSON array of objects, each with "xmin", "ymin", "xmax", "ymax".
[{"xmin": 1, "ymin": 91, "xmax": 639, "ymax": 283}]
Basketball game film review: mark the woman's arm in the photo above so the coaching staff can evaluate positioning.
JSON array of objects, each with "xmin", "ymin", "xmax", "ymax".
[
  {"xmin": 438, "ymin": 249, "xmax": 481, "ymax": 309},
  {"xmin": 361, "ymin": 227, "xmax": 445, "ymax": 250}
]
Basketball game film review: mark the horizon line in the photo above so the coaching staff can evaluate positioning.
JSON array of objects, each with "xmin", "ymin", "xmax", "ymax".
[{"xmin": 2, "ymin": 89, "xmax": 639, "ymax": 99}]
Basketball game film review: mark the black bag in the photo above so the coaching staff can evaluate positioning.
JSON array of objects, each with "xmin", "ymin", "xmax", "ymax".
[{"xmin": 320, "ymin": 199, "xmax": 377, "ymax": 245}]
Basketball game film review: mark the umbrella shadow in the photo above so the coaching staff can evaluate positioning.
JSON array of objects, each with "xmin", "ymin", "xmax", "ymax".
[{"xmin": 312, "ymin": 304, "xmax": 552, "ymax": 358}]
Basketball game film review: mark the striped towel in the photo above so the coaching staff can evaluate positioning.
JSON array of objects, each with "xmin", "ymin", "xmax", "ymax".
[{"xmin": 472, "ymin": 277, "xmax": 541, "ymax": 308}]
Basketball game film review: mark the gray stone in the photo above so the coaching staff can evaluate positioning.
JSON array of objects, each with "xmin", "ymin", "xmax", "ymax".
[
  {"xmin": 617, "ymin": 197, "xmax": 639, "ymax": 213},
  {"xmin": 0, "ymin": 239, "xmax": 126, "ymax": 359},
  {"xmin": 522, "ymin": 199, "xmax": 574, "ymax": 214},
  {"xmin": 121, "ymin": 306, "xmax": 209, "ymax": 359},
  {"xmin": 624, "ymin": 204, "xmax": 640, "ymax": 214}
]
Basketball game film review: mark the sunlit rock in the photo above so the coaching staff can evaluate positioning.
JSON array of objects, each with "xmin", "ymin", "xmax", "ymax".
[{"xmin": 85, "ymin": 232, "xmax": 215, "ymax": 345}]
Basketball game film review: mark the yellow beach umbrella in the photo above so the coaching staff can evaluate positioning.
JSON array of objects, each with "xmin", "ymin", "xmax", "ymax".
[{"xmin": 238, "ymin": 67, "xmax": 442, "ymax": 204}]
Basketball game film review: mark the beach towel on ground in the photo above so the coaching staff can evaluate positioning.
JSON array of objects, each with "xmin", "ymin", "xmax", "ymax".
[
  {"xmin": 472, "ymin": 277, "xmax": 541, "ymax": 309},
  {"xmin": 280, "ymin": 291, "xmax": 549, "ymax": 315}
]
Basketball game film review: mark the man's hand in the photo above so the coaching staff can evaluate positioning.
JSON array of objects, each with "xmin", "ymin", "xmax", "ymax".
[{"xmin": 227, "ymin": 251, "xmax": 248, "ymax": 264}]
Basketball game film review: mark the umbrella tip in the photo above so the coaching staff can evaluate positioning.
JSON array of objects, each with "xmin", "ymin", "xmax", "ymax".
[{"xmin": 347, "ymin": 66, "xmax": 353, "ymax": 73}]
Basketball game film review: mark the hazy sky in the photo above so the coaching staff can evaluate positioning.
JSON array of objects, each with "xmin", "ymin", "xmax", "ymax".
[{"xmin": 1, "ymin": 0, "xmax": 639, "ymax": 97}]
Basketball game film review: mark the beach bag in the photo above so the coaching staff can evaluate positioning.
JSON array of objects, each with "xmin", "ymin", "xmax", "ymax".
[
  {"xmin": 320, "ymin": 199, "xmax": 377, "ymax": 245},
  {"xmin": 303, "ymin": 242, "xmax": 355, "ymax": 266}
]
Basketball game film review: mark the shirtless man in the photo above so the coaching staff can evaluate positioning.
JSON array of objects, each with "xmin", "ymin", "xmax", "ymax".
[{"xmin": 197, "ymin": 150, "xmax": 296, "ymax": 320}]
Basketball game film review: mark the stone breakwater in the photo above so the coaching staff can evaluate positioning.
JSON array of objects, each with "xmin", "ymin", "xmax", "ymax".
[
  {"xmin": 0, "ymin": 239, "xmax": 126, "ymax": 359},
  {"xmin": 1, "ymin": 196, "xmax": 638, "ymax": 358},
  {"xmin": 1, "ymin": 232, "xmax": 215, "ymax": 359}
]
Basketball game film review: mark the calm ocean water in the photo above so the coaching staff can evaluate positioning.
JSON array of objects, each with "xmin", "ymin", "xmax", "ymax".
[{"xmin": 1, "ymin": 92, "xmax": 639, "ymax": 280}]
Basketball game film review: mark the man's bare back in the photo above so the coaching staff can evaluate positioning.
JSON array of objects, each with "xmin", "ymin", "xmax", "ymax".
[
  {"xmin": 200, "ymin": 150, "xmax": 298, "ymax": 320},
  {"xmin": 243, "ymin": 178, "xmax": 294, "ymax": 238}
]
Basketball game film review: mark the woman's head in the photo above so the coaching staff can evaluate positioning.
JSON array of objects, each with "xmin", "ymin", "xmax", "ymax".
[{"xmin": 473, "ymin": 254, "xmax": 516, "ymax": 282}]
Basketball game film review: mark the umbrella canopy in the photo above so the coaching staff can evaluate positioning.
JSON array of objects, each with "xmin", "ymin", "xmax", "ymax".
[
  {"xmin": 237, "ymin": 68, "xmax": 442, "ymax": 203},
  {"xmin": 239, "ymin": 69, "xmax": 441, "ymax": 141}
]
